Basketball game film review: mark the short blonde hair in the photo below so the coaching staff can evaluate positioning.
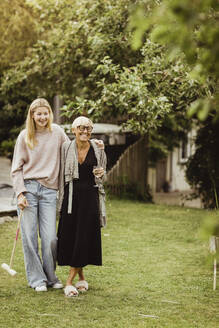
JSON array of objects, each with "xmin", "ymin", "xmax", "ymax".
[
  {"xmin": 25, "ymin": 98, "xmax": 53, "ymax": 149},
  {"xmin": 72, "ymin": 116, "xmax": 93, "ymax": 129}
]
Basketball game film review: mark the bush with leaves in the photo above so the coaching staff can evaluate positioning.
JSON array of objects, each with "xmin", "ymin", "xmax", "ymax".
[
  {"xmin": 130, "ymin": 0, "xmax": 219, "ymax": 121},
  {"xmin": 186, "ymin": 118, "xmax": 219, "ymax": 208},
  {"xmin": 0, "ymin": 0, "xmax": 39, "ymax": 72}
]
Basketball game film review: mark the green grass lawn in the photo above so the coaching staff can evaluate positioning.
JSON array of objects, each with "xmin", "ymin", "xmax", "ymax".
[{"xmin": 0, "ymin": 199, "xmax": 219, "ymax": 328}]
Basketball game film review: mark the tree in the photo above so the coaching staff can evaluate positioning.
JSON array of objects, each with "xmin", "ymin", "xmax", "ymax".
[
  {"xmin": 0, "ymin": 0, "xmax": 204, "ymax": 166},
  {"xmin": 128, "ymin": 0, "xmax": 219, "ymax": 207},
  {"xmin": 130, "ymin": 0, "xmax": 219, "ymax": 121},
  {"xmin": 0, "ymin": 0, "xmax": 42, "ymax": 157},
  {"xmin": 0, "ymin": 0, "xmax": 39, "ymax": 72},
  {"xmin": 186, "ymin": 117, "xmax": 219, "ymax": 208}
]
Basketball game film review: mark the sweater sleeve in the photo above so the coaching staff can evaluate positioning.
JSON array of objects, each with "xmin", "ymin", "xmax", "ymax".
[
  {"xmin": 54, "ymin": 123, "xmax": 70, "ymax": 144},
  {"xmin": 58, "ymin": 141, "xmax": 70, "ymax": 212},
  {"xmin": 100, "ymin": 149, "xmax": 107, "ymax": 182},
  {"xmin": 61, "ymin": 128, "xmax": 70, "ymax": 144},
  {"xmin": 11, "ymin": 132, "xmax": 28, "ymax": 197}
]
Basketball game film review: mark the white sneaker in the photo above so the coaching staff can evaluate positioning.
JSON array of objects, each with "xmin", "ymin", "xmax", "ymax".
[
  {"xmin": 35, "ymin": 285, "xmax": 47, "ymax": 292},
  {"xmin": 52, "ymin": 282, "xmax": 63, "ymax": 289}
]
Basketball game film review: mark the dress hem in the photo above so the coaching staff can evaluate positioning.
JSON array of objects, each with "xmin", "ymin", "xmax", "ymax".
[{"xmin": 57, "ymin": 263, "xmax": 102, "ymax": 267}]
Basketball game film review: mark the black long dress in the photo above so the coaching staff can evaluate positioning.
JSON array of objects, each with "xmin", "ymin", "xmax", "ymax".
[{"xmin": 57, "ymin": 146, "xmax": 102, "ymax": 267}]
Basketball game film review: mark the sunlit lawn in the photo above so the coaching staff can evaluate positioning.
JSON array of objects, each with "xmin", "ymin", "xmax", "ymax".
[{"xmin": 0, "ymin": 199, "xmax": 218, "ymax": 328}]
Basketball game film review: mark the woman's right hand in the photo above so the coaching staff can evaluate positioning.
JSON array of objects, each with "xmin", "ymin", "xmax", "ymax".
[{"xmin": 17, "ymin": 193, "xmax": 29, "ymax": 210}]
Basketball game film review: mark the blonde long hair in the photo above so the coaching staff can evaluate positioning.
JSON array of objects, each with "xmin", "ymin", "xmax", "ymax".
[{"xmin": 25, "ymin": 98, "xmax": 53, "ymax": 149}]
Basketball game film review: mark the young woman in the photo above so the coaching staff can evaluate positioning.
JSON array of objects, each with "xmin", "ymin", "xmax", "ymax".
[
  {"xmin": 11, "ymin": 99, "xmax": 103, "ymax": 292},
  {"xmin": 57, "ymin": 116, "xmax": 107, "ymax": 297}
]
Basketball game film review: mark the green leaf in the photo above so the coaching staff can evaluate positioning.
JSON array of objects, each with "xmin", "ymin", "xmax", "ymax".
[
  {"xmin": 197, "ymin": 100, "xmax": 210, "ymax": 121},
  {"xmin": 187, "ymin": 100, "xmax": 200, "ymax": 117}
]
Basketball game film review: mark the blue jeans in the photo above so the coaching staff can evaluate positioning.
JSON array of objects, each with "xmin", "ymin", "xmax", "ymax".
[{"xmin": 20, "ymin": 180, "xmax": 59, "ymax": 288}]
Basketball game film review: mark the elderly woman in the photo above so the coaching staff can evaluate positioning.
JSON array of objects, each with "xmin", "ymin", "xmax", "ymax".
[{"xmin": 57, "ymin": 116, "xmax": 107, "ymax": 297}]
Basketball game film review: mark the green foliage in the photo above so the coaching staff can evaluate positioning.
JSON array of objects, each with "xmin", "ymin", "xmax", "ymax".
[
  {"xmin": 130, "ymin": 0, "xmax": 219, "ymax": 121},
  {"xmin": 0, "ymin": 0, "xmax": 41, "ymax": 148},
  {"xmin": 0, "ymin": 0, "xmax": 39, "ymax": 72},
  {"xmin": 200, "ymin": 211, "xmax": 219, "ymax": 239},
  {"xmin": 0, "ymin": 0, "xmax": 204, "ymax": 160},
  {"xmin": 0, "ymin": 100, "xmax": 26, "ymax": 155},
  {"xmin": 0, "ymin": 1, "xmax": 140, "ymax": 130},
  {"xmin": 106, "ymin": 175, "xmax": 153, "ymax": 202},
  {"xmin": 0, "ymin": 139, "xmax": 15, "ymax": 160},
  {"xmin": 186, "ymin": 118, "xmax": 219, "ymax": 208},
  {"xmin": 91, "ymin": 54, "xmax": 172, "ymax": 133},
  {"xmin": 62, "ymin": 40, "xmax": 203, "ymax": 135},
  {"xmin": 1, "ymin": 0, "xmax": 137, "ymax": 101}
]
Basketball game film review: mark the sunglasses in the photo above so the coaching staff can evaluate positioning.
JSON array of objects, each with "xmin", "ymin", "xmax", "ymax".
[{"xmin": 77, "ymin": 125, "xmax": 93, "ymax": 132}]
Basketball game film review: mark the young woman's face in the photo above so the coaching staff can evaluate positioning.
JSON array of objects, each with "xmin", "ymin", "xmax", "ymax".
[{"xmin": 32, "ymin": 107, "xmax": 50, "ymax": 130}]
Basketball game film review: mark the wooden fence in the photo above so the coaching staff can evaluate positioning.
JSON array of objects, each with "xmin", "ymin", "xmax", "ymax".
[{"xmin": 106, "ymin": 135, "xmax": 148, "ymax": 198}]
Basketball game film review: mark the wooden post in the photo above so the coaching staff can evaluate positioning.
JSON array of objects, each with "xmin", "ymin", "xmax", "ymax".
[
  {"xmin": 213, "ymin": 257, "xmax": 217, "ymax": 290},
  {"xmin": 53, "ymin": 95, "xmax": 63, "ymax": 124},
  {"xmin": 138, "ymin": 134, "xmax": 149, "ymax": 198}
]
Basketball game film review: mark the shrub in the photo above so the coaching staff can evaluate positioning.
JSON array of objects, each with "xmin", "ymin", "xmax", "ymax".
[
  {"xmin": 106, "ymin": 176, "xmax": 153, "ymax": 202},
  {"xmin": 186, "ymin": 118, "xmax": 219, "ymax": 208},
  {"xmin": 0, "ymin": 139, "xmax": 15, "ymax": 160}
]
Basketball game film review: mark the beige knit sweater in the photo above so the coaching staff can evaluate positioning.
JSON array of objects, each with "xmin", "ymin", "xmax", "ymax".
[{"xmin": 11, "ymin": 124, "xmax": 69, "ymax": 197}]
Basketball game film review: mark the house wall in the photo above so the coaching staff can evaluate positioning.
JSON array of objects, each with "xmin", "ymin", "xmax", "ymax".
[
  {"xmin": 168, "ymin": 129, "xmax": 197, "ymax": 192},
  {"xmin": 170, "ymin": 150, "xmax": 191, "ymax": 191},
  {"xmin": 148, "ymin": 129, "xmax": 197, "ymax": 193}
]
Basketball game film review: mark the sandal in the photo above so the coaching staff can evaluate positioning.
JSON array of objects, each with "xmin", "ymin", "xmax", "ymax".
[
  {"xmin": 75, "ymin": 280, "xmax": 89, "ymax": 292},
  {"xmin": 64, "ymin": 285, "xmax": 79, "ymax": 297}
]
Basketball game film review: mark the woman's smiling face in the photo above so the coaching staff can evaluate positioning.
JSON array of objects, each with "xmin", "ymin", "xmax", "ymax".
[
  {"xmin": 74, "ymin": 124, "xmax": 92, "ymax": 142},
  {"xmin": 32, "ymin": 107, "xmax": 50, "ymax": 130}
]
